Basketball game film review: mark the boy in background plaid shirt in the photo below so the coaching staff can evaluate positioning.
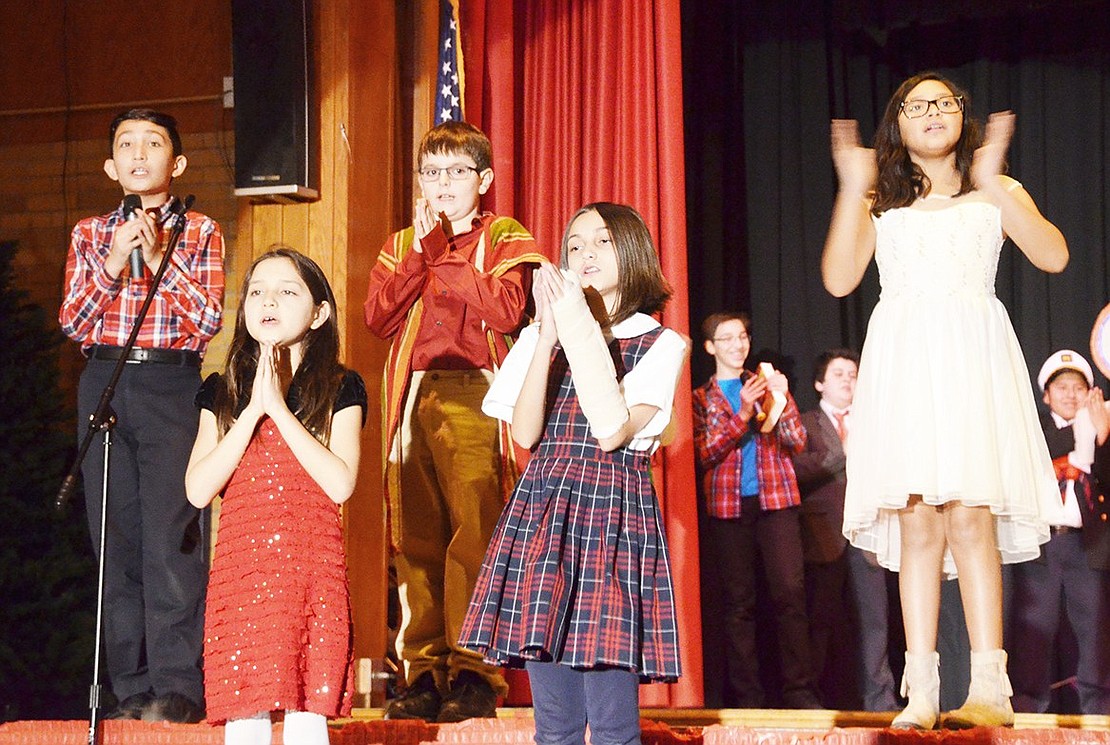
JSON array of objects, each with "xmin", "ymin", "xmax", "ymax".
[{"xmin": 693, "ymin": 311, "xmax": 820, "ymax": 709}]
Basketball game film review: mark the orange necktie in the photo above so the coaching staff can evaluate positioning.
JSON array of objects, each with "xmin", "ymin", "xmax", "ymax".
[{"xmin": 834, "ymin": 411, "xmax": 849, "ymax": 443}]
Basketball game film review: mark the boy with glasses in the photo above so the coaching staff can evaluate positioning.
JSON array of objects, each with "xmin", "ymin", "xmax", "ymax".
[
  {"xmin": 693, "ymin": 311, "xmax": 821, "ymax": 709},
  {"xmin": 364, "ymin": 121, "xmax": 544, "ymax": 722}
]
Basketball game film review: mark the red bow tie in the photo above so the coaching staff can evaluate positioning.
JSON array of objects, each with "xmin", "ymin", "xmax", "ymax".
[{"xmin": 1053, "ymin": 455, "xmax": 1081, "ymax": 483}]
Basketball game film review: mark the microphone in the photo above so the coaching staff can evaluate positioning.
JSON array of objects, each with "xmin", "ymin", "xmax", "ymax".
[
  {"xmin": 122, "ymin": 194, "xmax": 143, "ymax": 281},
  {"xmin": 170, "ymin": 194, "xmax": 194, "ymax": 221}
]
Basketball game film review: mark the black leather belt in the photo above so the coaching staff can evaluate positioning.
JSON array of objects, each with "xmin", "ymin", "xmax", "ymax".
[
  {"xmin": 89, "ymin": 345, "xmax": 200, "ymax": 367},
  {"xmin": 1051, "ymin": 525, "xmax": 1080, "ymax": 535}
]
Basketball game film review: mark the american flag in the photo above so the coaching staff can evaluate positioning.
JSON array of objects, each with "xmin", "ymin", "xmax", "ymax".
[{"xmin": 435, "ymin": 0, "xmax": 465, "ymax": 124}]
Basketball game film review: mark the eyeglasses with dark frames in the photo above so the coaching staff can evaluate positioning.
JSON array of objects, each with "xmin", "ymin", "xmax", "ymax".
[
  {"xmin": 900, "ymin": 95, "xmax": 964, "ymax": 119},
  {"xmin": 417, "ymin": 165, "xmax": 482, "ymax": 182}
]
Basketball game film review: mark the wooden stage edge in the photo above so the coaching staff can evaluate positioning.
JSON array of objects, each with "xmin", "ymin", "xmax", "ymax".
[
  {"xmin": 632, "ymin": 707, "xmax": 1110, "ymax": 730},
  {"xmin": 1, "ymin": 708, "xmax": 1108, "ymax": 745}
]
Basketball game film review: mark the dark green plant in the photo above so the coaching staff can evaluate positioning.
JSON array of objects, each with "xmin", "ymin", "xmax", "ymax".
[{"xmin": 0, "ymin": 240, "xmax": 96, "ymax": 721}]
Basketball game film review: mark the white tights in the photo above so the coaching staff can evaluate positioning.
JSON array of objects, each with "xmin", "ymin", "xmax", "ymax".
[{"xmin": 224, "ymin": 711, "xmax": 329, "ymax": 745}]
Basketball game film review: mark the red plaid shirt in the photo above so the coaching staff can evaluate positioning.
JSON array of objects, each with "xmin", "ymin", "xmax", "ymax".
[
  {"xmin": 59, "ymin": 198, "xmax": 224, "ymax": 355},
  {"xmin": 693, "ymin": 375, "xmax": 807, "ymax": 518}
]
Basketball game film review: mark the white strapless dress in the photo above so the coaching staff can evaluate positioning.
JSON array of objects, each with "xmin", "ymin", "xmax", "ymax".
[{"xmin": 843, "ymin": 200, "xmax": 1058, "ymax": 578}]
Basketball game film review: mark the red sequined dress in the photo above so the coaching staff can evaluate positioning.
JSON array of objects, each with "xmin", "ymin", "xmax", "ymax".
[{"xmin": 199, "ymin": 372, "xmax": 364, "ymax": 723}]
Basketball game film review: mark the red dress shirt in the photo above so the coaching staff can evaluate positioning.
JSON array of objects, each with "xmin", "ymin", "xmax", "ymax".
[{"xmin": 364, "ymin": 213, "xmax": 534, "ymax": 371}]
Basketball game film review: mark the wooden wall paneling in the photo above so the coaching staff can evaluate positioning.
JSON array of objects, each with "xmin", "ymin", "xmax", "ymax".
[
  {"xmin": 321, "ymin": 0, "xmax": 348, "ymax": 321},
  {"xmin": 226, "ymin": 198, "xmax": 252, "ymax": 322},
  {"xmin": 342, "ymin": 0, "xmax": 401, "ymax": 672},
  {"xmin": 0, "ymin": 0, "xmax": 232, "ymax": 146},
  {"xmin": 411, "ymin": 1, "xmax": 438, "ymax": 173},
  {"xmin": 250, "ymin": 203, "xmax": 285, "ymax": 255},
  {"xmin": 282, "ymin": 203, "xmax": 312, "ymax": 260}
]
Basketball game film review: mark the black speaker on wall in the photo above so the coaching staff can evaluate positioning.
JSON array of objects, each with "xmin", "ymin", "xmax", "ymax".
[{"xmin": 231, "ymin": 0, "xmax": 318, "ymax": 202}]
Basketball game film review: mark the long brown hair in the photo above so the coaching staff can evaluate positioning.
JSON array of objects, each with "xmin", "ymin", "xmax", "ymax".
[
  {"xmin": 559, "ymin": 202, "xmax": 672, "ymax": 325},
  {"xmin": 872, "ymin": 72, "xmax": 984, "ymax": 215},
  {"xmin": 213, "ymin": 247, "xmax": 345, "ymax": 444}
]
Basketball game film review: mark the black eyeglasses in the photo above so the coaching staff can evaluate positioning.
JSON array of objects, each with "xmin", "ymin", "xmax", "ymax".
[
  {"xmin": 900, "ymin": 95, "xmax": 964, "ymax": 119},
  {"xmin": 417, "ymin": 165, "xmax": 481, "ymax": 182}
]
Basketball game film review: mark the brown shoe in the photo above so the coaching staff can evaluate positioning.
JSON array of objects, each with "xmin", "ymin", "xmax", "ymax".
[
  {"xmin": 436, "ymin": 670, "xmax": 497, "ymax": 723},
  {"xmin": 385, "ymin": 672, "xmax": 442, "ymax": 721}
]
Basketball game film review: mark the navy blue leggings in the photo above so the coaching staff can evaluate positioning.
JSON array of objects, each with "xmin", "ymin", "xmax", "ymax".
[{"xmin": 525, "ymin": 662, "xmax": 641, "ymax": 745}]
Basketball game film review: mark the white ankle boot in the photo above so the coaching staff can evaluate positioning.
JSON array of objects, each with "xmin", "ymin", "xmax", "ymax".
[
  {"xmin": 891, "ymin": 651, "xmax": 940, "ymax": 729},
  {"xmin": 941, "ymin": 649, "xmax": 1014, "ymax": 729}
]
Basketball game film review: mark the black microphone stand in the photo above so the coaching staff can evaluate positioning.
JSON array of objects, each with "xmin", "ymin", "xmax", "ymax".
[{"xmin": 54, "ymin": 195, "xmax": 195, "ymax": 745}]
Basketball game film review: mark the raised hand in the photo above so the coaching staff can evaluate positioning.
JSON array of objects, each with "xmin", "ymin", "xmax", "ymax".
[
  {"xmin": 547, "ymin": 266, "xmax": 601, "ymax": 345},
  {"xmin": 411, "ymin": 197, "xmax": 440, "ymax": 253},
  {"xmin": 830, "ymin": 119, "xmax": 877, "ymax": 197},
  {"xmin": 532, "ymin": 264, "xmax": 561, "ymax": 347},
  {"xmin": 765, "ymin": 368, "xmax": 789, "ymax": 393},
  {"xmin": 1087, "ymin": 387, "xmax": 1110, "ymax": 445},
  {"xmin": 971, "ymin": 111, "xmax": 1015, "ymax": 193},
  {"xmin": 546, "ymin": 265, "xmax": 584, "ymax": 305},
  {"xmin": 739, "ymin": 373, "xmax": 768, "ymax": 421}
]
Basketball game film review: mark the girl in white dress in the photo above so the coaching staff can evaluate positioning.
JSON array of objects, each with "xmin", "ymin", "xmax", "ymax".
[{"xmin": 822, "ymin": 72, "xmax": 1068, "ymax": 730}]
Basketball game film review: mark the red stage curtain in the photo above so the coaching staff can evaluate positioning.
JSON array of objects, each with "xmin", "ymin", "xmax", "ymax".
[{"xmin": 459, "ymin": 0, "xmax": 703, "ymax": 708}]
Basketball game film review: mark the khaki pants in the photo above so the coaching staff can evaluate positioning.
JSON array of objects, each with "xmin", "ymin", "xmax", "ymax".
[{"xmin": 394, "ymin": 369, "xmax": 508, "ymax": 694}]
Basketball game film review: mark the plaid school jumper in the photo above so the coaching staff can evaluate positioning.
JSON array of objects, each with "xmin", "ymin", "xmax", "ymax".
[{"xmin": 459, "ymin": 327, "xmax": 681, "ymax": 682}]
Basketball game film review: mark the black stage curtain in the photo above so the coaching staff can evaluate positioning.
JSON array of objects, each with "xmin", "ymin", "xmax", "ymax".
[
  {"xmin": 683, "ymin": 0, "xmax": 1110, "ymax": 410},
  {"xmin": 682, "ymin": 0, "xmax": 1109, "ymax": 708}
]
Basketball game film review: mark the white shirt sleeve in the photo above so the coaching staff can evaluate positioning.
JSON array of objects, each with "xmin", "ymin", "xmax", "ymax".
[
  {"xmin": 620, "ymin": 327, "xmax": 689, "ymax": 444},
  {"xmin": 1069, "ymin": 406, "xmax": 1096, "ymax": 474},
  {"xmin": 481, "ymin": 322, "xmax": 540, "ymax": 424},
  {"xmin": 483, "ymin": 323, "xmax": 689, "ymax": 450}
]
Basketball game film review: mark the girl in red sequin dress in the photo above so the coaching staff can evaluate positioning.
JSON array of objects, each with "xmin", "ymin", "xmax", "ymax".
[{"xmin": 186, "ymin": 248, "xmax": 366, "ymax": 745}]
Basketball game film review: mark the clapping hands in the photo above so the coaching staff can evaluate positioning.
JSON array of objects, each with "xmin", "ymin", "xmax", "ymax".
[
  {"xmin": 412, "ymin": 198, "xmax": 450, "ymax": 253},
  {"xmin": 1087, "ymin": 387, "xmax": 1110, "ymax": 445},
  {"xmin": 830, "ymin": 119, "xmax": 877, "ymax": 197},
  {"xmin": 971, "ymin": 111, "xmax": 1016, "ymax": 195},
  {"xmin": 532, "ymin": 263, "xmax": 584, "ymax": 346}
]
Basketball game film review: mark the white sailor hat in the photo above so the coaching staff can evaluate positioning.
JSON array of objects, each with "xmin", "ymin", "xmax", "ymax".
[{"xmin": 1037, "ymin": 349, "xmax": 1095, "ymax": 391}]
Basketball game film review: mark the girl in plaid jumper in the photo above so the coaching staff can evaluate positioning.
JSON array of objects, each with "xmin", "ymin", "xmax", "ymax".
[{"xmin": 461, "ymin": 203, "xmax": 689, "ymax": 744}]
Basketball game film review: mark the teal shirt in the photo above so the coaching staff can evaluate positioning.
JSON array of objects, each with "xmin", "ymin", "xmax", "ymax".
[{"xmin": 718, "ymin": 377, "xmax": 759, "ymax": 498}]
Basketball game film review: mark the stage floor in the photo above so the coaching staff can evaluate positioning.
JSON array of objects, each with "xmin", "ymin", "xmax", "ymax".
[{"xmin": 1, "ymin": 708, "xmax": 1107, "ymax": 744}]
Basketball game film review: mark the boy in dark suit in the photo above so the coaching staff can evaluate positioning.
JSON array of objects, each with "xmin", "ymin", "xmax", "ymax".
[{"xmin": 794, "ymin": 348, "xmax": 899, "ymax": 711}]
